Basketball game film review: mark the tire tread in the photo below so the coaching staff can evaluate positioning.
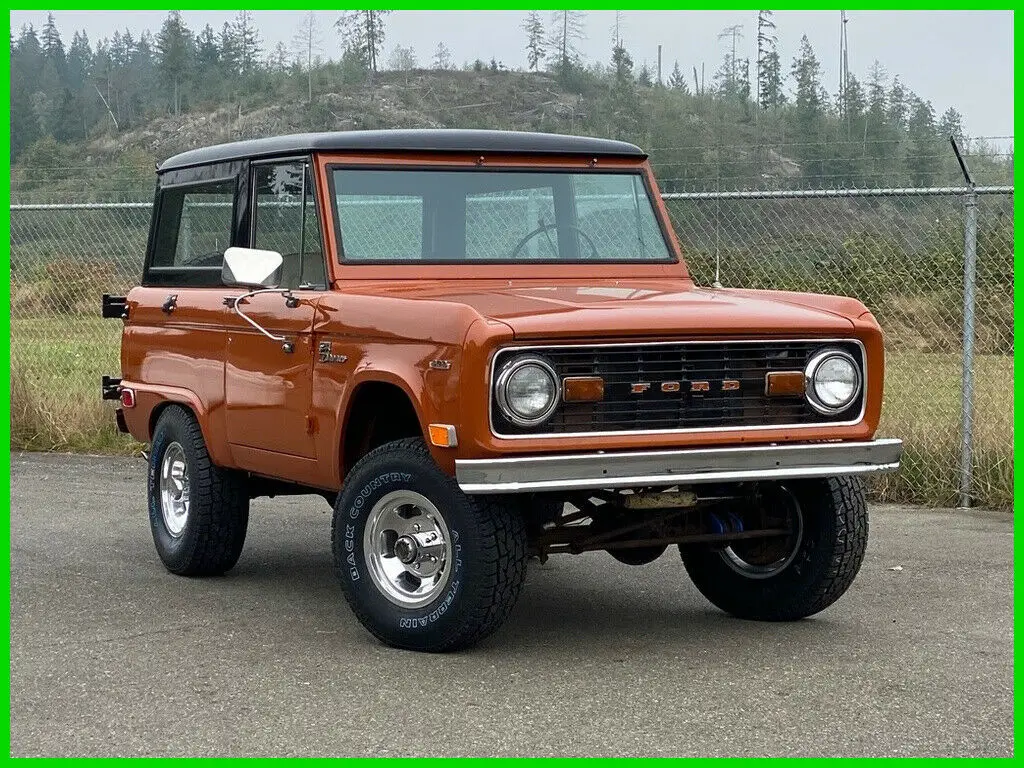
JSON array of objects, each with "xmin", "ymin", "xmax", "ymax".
[
  {"xmin": 152, "ymin": 406, "xmax": 249, "ymax": 576},
  {"xmin": 332, "ymin": 438, "xmax": 527, "ymax": 652},
  {"xmin": 682, "ymin": 476, "xmax": 868, "ymax": 621}
]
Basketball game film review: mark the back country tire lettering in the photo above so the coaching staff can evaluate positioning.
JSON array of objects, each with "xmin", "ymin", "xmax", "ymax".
[{"xmin": 331, "ymin": 438, "xmax": 528, "ymax": 652}]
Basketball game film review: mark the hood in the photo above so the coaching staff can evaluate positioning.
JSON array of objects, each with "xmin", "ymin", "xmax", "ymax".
[{"xmin": 345, "ymin": 279, "xmax": 860, "ymax": 339}]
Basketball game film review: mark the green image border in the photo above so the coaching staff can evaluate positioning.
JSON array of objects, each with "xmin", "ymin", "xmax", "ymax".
[{"xmin": 2, "ymin": 3, "xmax": 1017, "ymax": 760}]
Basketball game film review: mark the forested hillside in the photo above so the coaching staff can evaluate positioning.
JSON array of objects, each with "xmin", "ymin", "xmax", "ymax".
[{"xmin": 10, "ymin": 10, "xmax": 1012, "ymax": 200}]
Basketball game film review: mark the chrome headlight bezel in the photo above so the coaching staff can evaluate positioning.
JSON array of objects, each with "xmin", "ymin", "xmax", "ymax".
[
  {"xmin": 494, "ymin": 356, "xmax": 560, "ymax": 427},
  {"xmin": 804, "ymin": 348, "xmax": 862, "ymax": 415}
]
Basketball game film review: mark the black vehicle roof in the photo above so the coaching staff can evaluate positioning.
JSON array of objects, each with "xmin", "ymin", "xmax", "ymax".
[{"xmin": 158, "ymin": 129, "xmax": 646, "ymax": 171}]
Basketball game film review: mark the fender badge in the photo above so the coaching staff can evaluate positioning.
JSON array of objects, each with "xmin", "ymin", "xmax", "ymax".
[{"xmin": 318, "ymin": 341, "xmax": 347, "ymax": 364}]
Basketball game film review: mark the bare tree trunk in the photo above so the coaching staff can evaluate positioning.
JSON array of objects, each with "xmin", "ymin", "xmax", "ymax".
[
  {"xmin": 93, "ymin": 83, "xmax": 119, "ymax": 130},
  {"xmin": 562, "ymin": 11, "xmax": 568, "ymax": 72}
]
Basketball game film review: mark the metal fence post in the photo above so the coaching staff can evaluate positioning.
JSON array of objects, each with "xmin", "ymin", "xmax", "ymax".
[
  {"xmin": 957, "ymin": 187, "xmax": 979, "ymax": 509},
  {"xmin": 951, "ymin": 137, "xmax": 978, "ymax": 509}
]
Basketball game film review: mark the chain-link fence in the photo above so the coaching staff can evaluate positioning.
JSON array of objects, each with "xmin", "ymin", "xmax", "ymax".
[
  {"xmin": 662, "ymin": 185, "xmax": 1013, "ymax": 509},
  {"xmin": 9, "ymin": 182, "xmax": 1014, "ymax": 508}
]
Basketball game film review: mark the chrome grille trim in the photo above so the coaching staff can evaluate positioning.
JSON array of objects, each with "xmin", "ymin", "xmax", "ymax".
[{"xmin": 488, "ymin": 338, "xmax": 867, "ymax": 439}]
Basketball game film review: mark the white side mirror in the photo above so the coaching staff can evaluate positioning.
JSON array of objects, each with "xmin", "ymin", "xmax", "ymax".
[{"xmin": 222, "ymin": 247, "xmax": 284, "ymax": 288}]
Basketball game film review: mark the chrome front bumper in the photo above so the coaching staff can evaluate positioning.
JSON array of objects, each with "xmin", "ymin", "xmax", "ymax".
[{"xmin": 456, "ymin": 438, "xmax": 903, "ymax": 494}]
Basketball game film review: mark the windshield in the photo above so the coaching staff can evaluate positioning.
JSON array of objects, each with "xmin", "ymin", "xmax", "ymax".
[{"xmin": 329, "ymin": 168, "xmax": 674, "ymax": 263}]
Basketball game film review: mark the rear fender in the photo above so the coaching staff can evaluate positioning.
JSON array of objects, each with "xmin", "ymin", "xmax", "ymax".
[{"xmin": 121, "ymin": 382, "xmax": 233, "ymax": 468}]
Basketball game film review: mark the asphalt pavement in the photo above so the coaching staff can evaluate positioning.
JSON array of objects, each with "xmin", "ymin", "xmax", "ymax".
[{"xmin": 9, "ymin": 452, "xmax": 1014, "ymax": 757}]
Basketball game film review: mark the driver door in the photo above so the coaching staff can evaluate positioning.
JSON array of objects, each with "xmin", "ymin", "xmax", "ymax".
[{"xmin": 224, "ymin": 159, "xmax": 330, "ymax": 467}]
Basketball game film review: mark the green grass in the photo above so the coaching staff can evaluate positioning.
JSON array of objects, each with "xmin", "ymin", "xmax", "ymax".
[{"xmin": 9, "ymin": 316, "xmax": 1013, "ymax": 508}]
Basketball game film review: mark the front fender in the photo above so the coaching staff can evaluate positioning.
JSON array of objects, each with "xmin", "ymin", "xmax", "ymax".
[{"xmin": 312, "ymin": 340, "xmax": 464, "ymax": 487}]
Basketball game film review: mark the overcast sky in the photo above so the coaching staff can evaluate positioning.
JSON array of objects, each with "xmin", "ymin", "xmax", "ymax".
[{"xmin": 9, "ymin": 10, "xmax": 1014, "ymax": 139}]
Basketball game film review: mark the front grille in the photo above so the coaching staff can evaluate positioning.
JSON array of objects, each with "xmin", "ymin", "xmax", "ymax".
[{"xmin": 491, "ymin": 340, "xmax": 864, "ymax": 436}]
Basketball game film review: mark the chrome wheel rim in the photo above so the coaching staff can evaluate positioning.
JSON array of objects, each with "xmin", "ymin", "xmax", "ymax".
[
  {"xmin": 721, "ymin": 487, "xmax": 804, "ymax": 580},
  {"xmin": 159, "ymin": 442, "xmax": 190, "ymax": 538},
  {"xmin": 363, "ymin": 490, "xmax": 452, "ymax": 608}
]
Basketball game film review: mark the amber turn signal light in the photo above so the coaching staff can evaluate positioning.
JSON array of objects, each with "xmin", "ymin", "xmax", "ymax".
[
  {"xmin": 765, "ymin": 371, "xmax": 805, "ymax": 397},
  {"xmin": 428, "ymin": 423, "xmax": 458, "ymax": 448},
  {"xmin": 562, "ymin": 376, "xmax": 605, "ymax": 403}
]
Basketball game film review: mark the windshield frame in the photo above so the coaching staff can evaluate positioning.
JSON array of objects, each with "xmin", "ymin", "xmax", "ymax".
[{"xmin": 325, "ymin": 163, "xmax": 679, "ymax": 267}]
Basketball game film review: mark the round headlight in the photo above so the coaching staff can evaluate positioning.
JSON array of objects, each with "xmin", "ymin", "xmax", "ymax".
[
  {"xmin": 495, "ymin": 356, "xmax": 559, "ymax": 426},
  {"xmin": 805, "ymin": 349, "xmax": 862, "ymax": 415}
]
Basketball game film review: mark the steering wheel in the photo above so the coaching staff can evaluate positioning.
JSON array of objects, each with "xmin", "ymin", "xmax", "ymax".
[{"xmin": 510, "ymin": 223, "xmax": 599, "ymax": 260}]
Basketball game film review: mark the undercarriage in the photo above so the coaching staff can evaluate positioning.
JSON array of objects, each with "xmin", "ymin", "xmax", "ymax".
[{"xmin": 524, "ymin": 483, "xmax": 804, "ymax": 569}]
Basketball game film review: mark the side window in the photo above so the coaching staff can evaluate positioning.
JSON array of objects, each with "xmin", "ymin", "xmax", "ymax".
[
  {"xmin": 252, "ymin": 161, "xmax": 326, "ymax": 288},
  {"xmin": 148, "ymin": 179, "xmax": 236, "ymax": 285}
]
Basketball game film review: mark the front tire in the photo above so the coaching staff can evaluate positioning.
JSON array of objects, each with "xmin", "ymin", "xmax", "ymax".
[
  {"xmin": 332, "ymin": 438, "xmax": 528, "ymax": 652},
  {"xmin": 681, "ymin": 477, "xmax": 868, "ymax": 620},
  {"xmin": 148, "ymin": 405, "xmax": 250, "ymax": 576}
]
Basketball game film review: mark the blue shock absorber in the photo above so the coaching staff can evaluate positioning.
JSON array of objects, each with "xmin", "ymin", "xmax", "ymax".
[{"xmin": 726, "ymin": 512, "xmax": 744, "ymax": 533}]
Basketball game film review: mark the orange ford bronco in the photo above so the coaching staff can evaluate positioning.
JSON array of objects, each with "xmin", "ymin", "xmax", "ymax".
[{"xmin": 102, "ymin": 129, "xmax": 902, "ymax": 651}]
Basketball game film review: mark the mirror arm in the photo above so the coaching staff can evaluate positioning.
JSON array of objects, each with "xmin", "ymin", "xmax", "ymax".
[{"xmin": 224, "ymin": 288, "xmax": 292, "ymax": 342}]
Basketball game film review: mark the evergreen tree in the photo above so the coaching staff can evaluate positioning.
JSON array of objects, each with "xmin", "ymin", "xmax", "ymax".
[
  {"xmin": 638, "ymin": 62, "xmax": 653, "ymax": 87},
  {"xmin": 268, "ymin": 42, "xmax": 290, "ymax": 73},
  {"xmin": 791, "ymin": 35, "xmax": 824, "ymax": 117},
  {"xmin": 738, "ymin": 57, "xmax": 751, "ymax": 105},
  {"xmin": 888, "ymin": 75, "xmax": 908, "ymax": 131},
  {"xmin": 432, "ymin": 42, "xmax": 453, "ymax": 70},
  {"xmin": 939, "ymin": 106, "xmax": 965, "ymax": 143},
  {"xmin": 195, "ymin": 24, "xmax": 220, "ymax": 76},
  {"xmin": 41, "ymin": 13, "xmax": 66, "ymax": 73},
  {"xmin": 52, "ymin": 87, "xmax": 84, "ymax": 142},
  {"xmin": 522, "ymin": 11, "xmax": 545, "ymax": 72},
  {"xmin": 233, "ymin": 11, "xmax": 262, "ymax": 76},
  {"xmin": 791, "ymin": 35, "xmax": 826, "ymax": 183},
  {"xmin": 66, "ymin": 30, "xmax": 91, "ymax": 91},
  {"xmin": 131, "ymin": 31, "xmax": 157, "ymax": 116},
  {"xmin": 866, "ymin": 61, "xmax": 887, "ymax": 127},
  {"xmin": 839, "ymin": 72, "xmax": 866, "ymax": 131},
  {"xmin": 830, "ymin": 73, "xmax": 867, "ymax": 185},
  {"xmin": 908, "ymin": 96, "xmax": 939, "ymax": 185},
  {"xmin": 756, "ymin": 10, "xmax": 775, "ymax": 109},
  {"xmin": 10, "ymin": 25, "xmax": 44, "ymax": 159},
  {"xmin": 758, "ymin": 48, "xmax": 784, "ymax": 109},
  {"xmin": 337, "ymin": 10, "xmax": 390, "ymax": 74},
  {"xmin": 611, "ymin": 43, "xmax": 633, "ymax": 84},
  {"xmin": 155, "ymin": 11, "xmax": 192, "ymax": 116},
  {"xmin": 667, "ymin": 60, "xmax": 688, "ymax": 93}
]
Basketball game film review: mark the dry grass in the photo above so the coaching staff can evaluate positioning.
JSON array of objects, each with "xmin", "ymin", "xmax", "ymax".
[
  {"xmin": 10, "ymin": 316, "xmax": 142, "ymax": 454},
  {"xmin": 9, "ymin": 316, "xmax": 1013, "ymax": 508}
]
